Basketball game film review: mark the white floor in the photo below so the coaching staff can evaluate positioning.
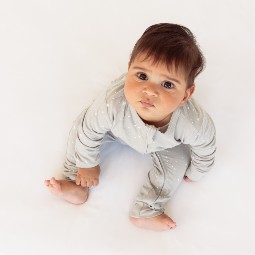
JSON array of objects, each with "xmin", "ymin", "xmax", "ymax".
[{"xmin": 1, "ymin": 1, "xmax": 255, "ymax": 254}]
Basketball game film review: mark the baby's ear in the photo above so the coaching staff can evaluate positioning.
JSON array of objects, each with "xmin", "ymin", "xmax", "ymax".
[{"xmin": 180, "ymin": 84, "xmax": 195, "ymax": 106}]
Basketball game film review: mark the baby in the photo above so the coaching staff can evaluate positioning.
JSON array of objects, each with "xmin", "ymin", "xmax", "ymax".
[{"xmin": 45, "ymin": 23, "xmax": 216, "ymax": 231}]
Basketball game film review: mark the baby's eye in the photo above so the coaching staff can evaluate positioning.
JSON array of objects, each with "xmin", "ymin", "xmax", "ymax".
[
  {"xmin": 162, "ymin": 81, "xmax": 174, "ymax": 89},
  {"xmin": 137, "ymin": 72, "xmax": 148, "ymax": 80}
]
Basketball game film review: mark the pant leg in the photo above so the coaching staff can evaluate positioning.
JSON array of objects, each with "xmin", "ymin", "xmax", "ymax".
[{"xmin": 130, "ymin": 144, "xmax": 191, "ymax": 218}]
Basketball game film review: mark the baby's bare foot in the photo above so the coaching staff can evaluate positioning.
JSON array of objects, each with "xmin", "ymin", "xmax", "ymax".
[
  {"xmin": 44, "ymin": 177, "xmax": 88, "ymax": 204},
  {"xmin": 130, "ymin": 213, "xmax": 176, "ymax": 231}
]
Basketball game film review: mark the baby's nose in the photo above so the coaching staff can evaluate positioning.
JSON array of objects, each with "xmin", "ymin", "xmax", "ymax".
[
  {"xmin": 142, "ymin": 86, "xmax": 158, "ymax": 97},
  {"xmin": 142, "ymin": 83, "xmax": 158, "ymax": 97}
]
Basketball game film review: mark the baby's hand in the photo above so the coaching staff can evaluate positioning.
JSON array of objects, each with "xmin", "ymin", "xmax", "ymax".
[
  {"xmin": 183, "ymin": 176, "xmax": 193, "ymax": 183},
  {"xmin": 76, "ymin": 166, "xmax": 100, "ymax": 187}
]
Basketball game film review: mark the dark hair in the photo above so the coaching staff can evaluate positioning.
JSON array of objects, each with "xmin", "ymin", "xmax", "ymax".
[{"xmin": 129, "ymin": 23, "xmax": 205, "ymax": 87}]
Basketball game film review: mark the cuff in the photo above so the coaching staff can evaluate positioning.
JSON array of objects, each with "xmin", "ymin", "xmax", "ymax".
[{"xmin": 129, "ymin": 201, "xmax": 164, "ymax": 218}]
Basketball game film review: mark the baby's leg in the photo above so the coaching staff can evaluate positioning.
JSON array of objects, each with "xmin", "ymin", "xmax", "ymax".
[
  {"xmin": 45, "ymin": 118, "xmax": 118, "ymax": 204},
  {"xmin": 130, "ymin": 144, "xmax": 191, "ymax": 231},
  {"xmin": 45, "ymin": 112, "xmax": 88, "ymax": 204}
]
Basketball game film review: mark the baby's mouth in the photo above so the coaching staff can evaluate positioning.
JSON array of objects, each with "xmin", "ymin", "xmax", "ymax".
[{"xmin": 140, "ymin": 100, "xmax": 154, "ymax": 108}]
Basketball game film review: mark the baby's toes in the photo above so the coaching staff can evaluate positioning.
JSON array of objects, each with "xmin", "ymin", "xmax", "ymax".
[
  {"xmin": 48, "ymin": 177, "xmax": 61, "ymax": 191},
  {"xmin": 44, "ymin": 180, "xmax": 51, "ymax": 187},
  {"xmin": 166, "ymin": 219, "xmax": 176, "ymax": 229}
]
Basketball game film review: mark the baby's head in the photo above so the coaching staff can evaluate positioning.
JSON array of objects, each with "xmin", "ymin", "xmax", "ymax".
[
  {"xmin": 124, "ymin": 23, "xmax": 205, "ymax": 127},
  {"xmin": 129, "ymin": 23, "xmax": 205, "ymax": 88}
]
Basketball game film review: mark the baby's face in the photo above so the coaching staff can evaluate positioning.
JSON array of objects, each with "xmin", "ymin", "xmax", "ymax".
[{"xmin": 124, "ymin": 54, "xmax": 194, "ymax": 127}]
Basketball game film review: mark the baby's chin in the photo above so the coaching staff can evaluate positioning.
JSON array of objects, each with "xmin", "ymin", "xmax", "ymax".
[
  {"xmin": 138, "ymin": 112, "xmax": 172, "ymax": 128},
  {"xmin": 136, "ymin": 113, "xmax": 159, "ymax": 126}
]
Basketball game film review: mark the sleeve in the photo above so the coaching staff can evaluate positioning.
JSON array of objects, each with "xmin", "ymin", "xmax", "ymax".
[
  {"xmin": 185, "ymin": 112, "xmax": 216, "ymax": 181},
  {"xmin": 74, "ymin": 90, "xmax": 113, "ymax": 168}
]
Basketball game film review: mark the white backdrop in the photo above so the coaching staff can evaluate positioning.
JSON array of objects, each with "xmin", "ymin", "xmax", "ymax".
[{"xmin": 1, "ymin": 0, "xmax": 255, "ymax": 254}]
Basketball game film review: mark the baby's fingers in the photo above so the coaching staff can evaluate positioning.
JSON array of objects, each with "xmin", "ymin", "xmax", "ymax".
[
  {"xmin": 76, "ymin": 174, "xmax": 81, "ymax": 185},
  {"xmin": 184, "ymin": 176, "xmax": 192, "ymax": 183},
  {"xmin": 83, "ymin": 178, "xmax": 99, "ymax": 187},
  {"xmin": 80, "ymin": 178, "xmax": 87, "ymax": 187},
  {"xmin": 93, "ymin": 178, "xmax": 99, "ymax": 186}
]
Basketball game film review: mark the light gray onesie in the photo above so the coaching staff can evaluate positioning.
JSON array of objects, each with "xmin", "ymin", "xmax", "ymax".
[{"xmin": 63, "ymin": 74, "xmax": 216, "ymax": 218}]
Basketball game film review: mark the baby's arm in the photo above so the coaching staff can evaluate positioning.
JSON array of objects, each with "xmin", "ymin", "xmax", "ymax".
[
  {"xmin": 76, "ymin": 165, "xmax": 100, "ymax": 187},
  {"xmin": 73, "ymin": 89, "xmax": 113, "ymax": 179},
  {"xmin": 186, "ymin": 113, "xmax": 216, "ymax": 181}
]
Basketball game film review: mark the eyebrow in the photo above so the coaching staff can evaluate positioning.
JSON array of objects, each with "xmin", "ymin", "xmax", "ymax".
[{"xmin": 132, "ymin": 66, "xmax": 182, "ymax": 85}]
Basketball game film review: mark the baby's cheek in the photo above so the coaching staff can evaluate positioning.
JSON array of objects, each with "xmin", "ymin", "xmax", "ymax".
[
  {"xmin": 125, "ymin": 84, "xmax": 135, "ymax": 97},
  {"xmin": 124, "ymin": 86, "xmax": 132, "ymax": 103},
  {"xmin": 162, "ymin": 101, "xmax": 175, "ymax": 112}
]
